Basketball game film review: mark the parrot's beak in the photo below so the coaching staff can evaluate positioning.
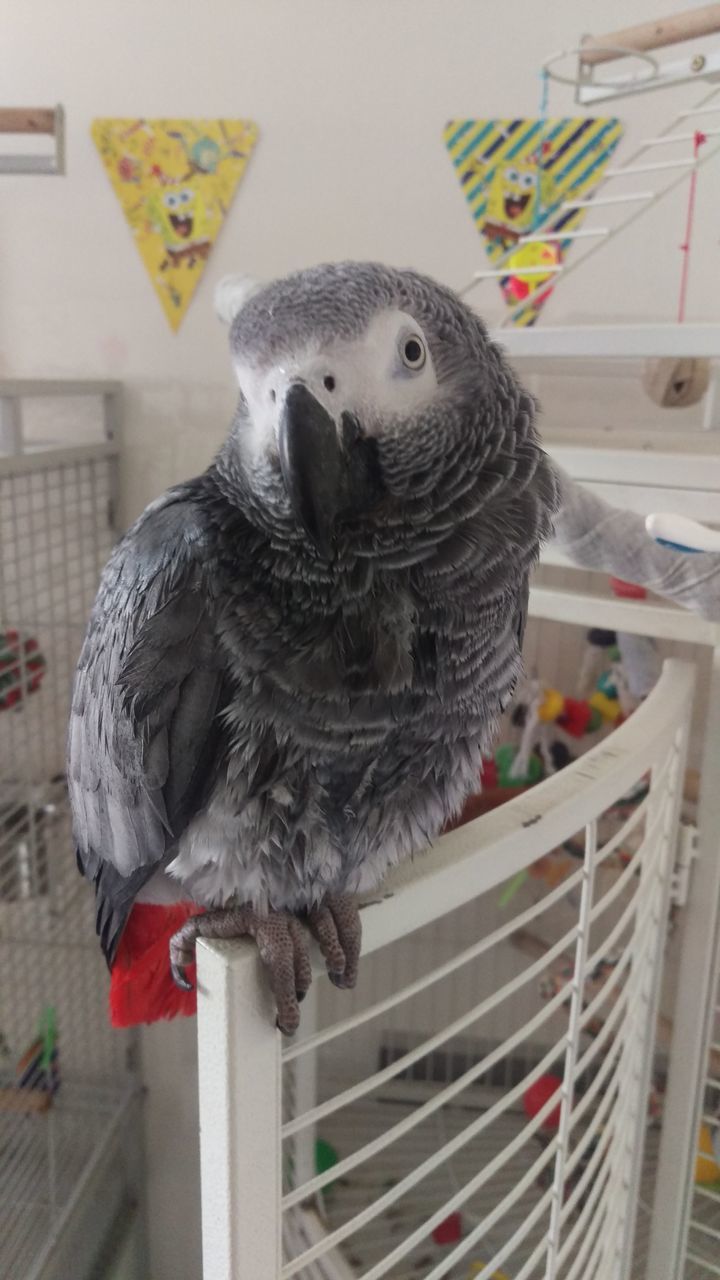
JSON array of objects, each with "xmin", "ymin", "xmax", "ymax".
[
  {"xmin": 278, "ymin": 383, "xmax": 345, "ymax": 557},
  {"xmin": 279, "ymin": 382, "xmax": 385, "ymax": 557}
]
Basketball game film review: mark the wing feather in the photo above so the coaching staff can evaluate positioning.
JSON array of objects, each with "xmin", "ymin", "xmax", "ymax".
[{"xmin": 68, "ymin": 485, "xmax": 228, "ymax": 963}]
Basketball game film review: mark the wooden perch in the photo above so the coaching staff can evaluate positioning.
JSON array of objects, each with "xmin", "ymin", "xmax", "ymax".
[
  {"xmin": 0, "ymin": 108, "xmax": 57, "ymax": 135},
  {"xmin": 0, "ymin": 1085, "xmax": 52, "ymax": 1114},
  {"xmin": 0, "ymin": 105, "xmax": 64, "ymax": 175},
  {"xmin": 581, "ymin": 4, "xmax": 720, "ymax": 65}
]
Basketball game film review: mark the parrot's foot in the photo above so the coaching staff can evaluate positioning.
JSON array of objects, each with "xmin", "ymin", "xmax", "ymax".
[
  {"xmin": 307, "ymin": 894, "xmax": 361, "ymax": 990},
  {"xmin": 169, "ymin": 906, "xmax": 312, "ymax": 1035}
]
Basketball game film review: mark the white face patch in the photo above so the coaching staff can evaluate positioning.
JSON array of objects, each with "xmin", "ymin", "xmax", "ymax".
[{"xmin": 233, "ymin": 308, "xmax": 438, "ymax": 459}]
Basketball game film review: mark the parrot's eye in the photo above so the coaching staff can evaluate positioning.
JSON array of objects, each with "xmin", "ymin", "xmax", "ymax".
[
  {"xmin": 519, "ymin": 172, "xmax": 536, "ymax": 191},
  {"xmin": 400, "ymin": 335, "xmax": 426, "ymax": 371}
]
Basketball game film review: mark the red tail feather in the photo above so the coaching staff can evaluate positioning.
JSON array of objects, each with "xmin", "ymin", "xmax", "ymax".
[{"xmin": 110, "ymin": 902, "xmax": 204, "ymax": 1027}]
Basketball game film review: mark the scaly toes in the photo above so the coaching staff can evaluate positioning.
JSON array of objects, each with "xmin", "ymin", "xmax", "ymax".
[
  {"xmin": 308, "ymin": 894, "xmax": 362, "ymax": 989},
  {"xmin": 287, "ymin": 916, "xmax": 313, "ymax": 1004},
  {"xmin": 307, "ymin": 902, "xmax": 346, "ymax": 986},
  {"xmin": 168, "ymin": 905, "xmax": 316, "ymax": 1033},
  {"xmin": 327, "ymin": 894, "xmax": 362, "ymax": 988},
  {"xmin": 255, "ymin": 914, "xmax": 309, "ymax": 1035}
]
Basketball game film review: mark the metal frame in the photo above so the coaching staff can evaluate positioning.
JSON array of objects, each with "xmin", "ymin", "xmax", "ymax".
[
  {"xmin": 541, "ymin": 45, "xmax": 659, "ymax": 92},
  {"xmin": 195, "ymin": 648, "xmax": 699, "ymax": 1279},
  {"xmin": 192, "ymin": 422, "xmax": 720, "ymax": 1272},
  {"xmin": 0, "ymin": 381, "xmax": 144, "ymax": 1280},
  {"xmin": 570, "ymin": 7, "xmax": 720, "ymax": 104},
  {"xmin": 493, "ymin": 322, "xmax": 720, "ymax": 434},
  {"xmin": 0, "ymin": 380, "xmax": 122, "ymax": 457},
  {"xmin": 646, "ymin": 646, "xmax": 720, "ymax": 1280},
  {"xmin": 576, "ymin": 47, "xmax": 720, "ymax": 105}
]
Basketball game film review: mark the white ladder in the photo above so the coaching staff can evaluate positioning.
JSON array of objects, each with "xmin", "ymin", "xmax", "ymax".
[{"xmin": 462, "ymin": 82, "xmax": 720, "ymax": 325}]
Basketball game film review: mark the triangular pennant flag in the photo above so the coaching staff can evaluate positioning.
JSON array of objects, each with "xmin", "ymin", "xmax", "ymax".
[
  {"xmin": 92, "ymin": 118, "xmax": 259, "ymax": 330},
  {"xmin": 444, "ymin": 117, "xmax": 623, "ymax": 326}
]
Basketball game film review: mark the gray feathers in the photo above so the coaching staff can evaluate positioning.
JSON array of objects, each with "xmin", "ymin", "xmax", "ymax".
[
  {"xmin": 70, "ymin": 491, "xmax": 228, "ymax": 959},
  {"xmin": 68, "ymin": 262, "xmax": 558, "ymax": 963}
]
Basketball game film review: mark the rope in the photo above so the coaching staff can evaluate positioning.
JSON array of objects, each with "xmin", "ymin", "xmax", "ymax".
[
  {"xmin": 532, "ymin": 69, "xmax": 551, "ymax": 232},
  {"xmin": 677, "ymin": 129, "xmax": 707, "ymax": 322}
]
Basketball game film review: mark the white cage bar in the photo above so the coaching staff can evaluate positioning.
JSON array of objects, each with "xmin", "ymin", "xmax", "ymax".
[{"xmin": 197, "ymin": 651, "xmax": 698, "ymax": 1280}]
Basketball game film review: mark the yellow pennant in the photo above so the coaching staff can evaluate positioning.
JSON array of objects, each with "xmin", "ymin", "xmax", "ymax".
[
  {"xmin": 444, "ymin": 117, "xmax": 623, "ymax": 326},
  {"xmin": 91, "ymin": 118, "xmax": 259, "ymax": 330}
]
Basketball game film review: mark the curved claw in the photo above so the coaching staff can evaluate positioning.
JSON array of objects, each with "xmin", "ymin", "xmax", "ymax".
[
  {"xmin": 167, "ymin": 905, "xmax": 313, "ymax": 1035},
  {"xmin": 169, "ymin": 915, "xmax": 205, "ymax": 992},
  {"xmin": 170, "ymin": 962, "xmax": 194, "ymax": 993}
]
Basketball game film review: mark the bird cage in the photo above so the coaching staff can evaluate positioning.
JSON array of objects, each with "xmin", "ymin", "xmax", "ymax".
[
  {"xmin": 197, "ymin": 658, "xmax": 697, "ymax": 1279},
  {"xmin": 194, "ymin": 554, "xmax": 720, "ymax": 1280},
  {"xmin": 0, "ymin": 381, "xmax": 144, "ymax": 1280}
]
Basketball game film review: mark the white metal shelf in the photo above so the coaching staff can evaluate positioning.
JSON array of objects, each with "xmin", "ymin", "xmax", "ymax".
[
  {"xmin": 492, "ymin": 323, "xmax": 720, "ymax": 360},
  {"xmin": 530, "ymin": 584, "xmax": 720, "ymax": 646},
  {"xmin": 0, "ymin": 380, "xmax": 122, "ymax": 398}
]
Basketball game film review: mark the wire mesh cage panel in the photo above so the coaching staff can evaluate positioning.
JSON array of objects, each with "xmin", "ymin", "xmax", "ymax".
[
  {"xmin": 0, "ymin": 437, "xmax": 139, "ymax": 1280},
  {"xmin": 682, "ymin": 954, "xmax": 720, "ymax": 1279},
  {"xmin": 197, "ymin": 659, "xmax": 695, "ymax": 1280}
]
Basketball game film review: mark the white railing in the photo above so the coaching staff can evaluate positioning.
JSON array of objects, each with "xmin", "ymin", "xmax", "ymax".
[{"xmin": 197, "ymin": 659, "xmax": 695, "ymax": 1280}]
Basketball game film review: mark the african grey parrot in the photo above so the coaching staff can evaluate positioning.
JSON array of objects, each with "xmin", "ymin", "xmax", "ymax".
[{"xmin": 68, "ymin": 261, "xmax": 558, "ymax": 1033}]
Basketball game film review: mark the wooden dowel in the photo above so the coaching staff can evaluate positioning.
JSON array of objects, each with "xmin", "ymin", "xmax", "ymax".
[
  {"xmin": 0, "ymin": 1086, "xmax": 52, "ymax": 1114},
  {"xmin": 581, "ymin": 4, "xmax": 720, "ymax": 66},
  {"xmin": 0, "ymin": 108, "xmax": 57, "ymax": 135}
]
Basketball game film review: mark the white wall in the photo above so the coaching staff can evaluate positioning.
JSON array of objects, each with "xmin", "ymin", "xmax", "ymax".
[
  {"xmin": 4, "ymin": 4, "xmax": 720, "ymax": 1278},
  {"xmin": 4, "ymin": 0, "xmax": 720, "ymax": 522}
]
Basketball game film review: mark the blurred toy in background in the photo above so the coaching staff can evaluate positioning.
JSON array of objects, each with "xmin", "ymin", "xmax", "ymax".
[
  {"xmin": 501, "ymin": 241, "xmax": 561, "ymax": 309},
  {"xmin": 449, "ymin": 622, "xmax": 665, "ymax": 917},
  {"xmin": 16, "ymin": 1007, "xmax": 59, "ymax": 1094},
  {"xmin": 523, "ymin": 1070, "xmax": 604, "ymax": 1208},
  {"xmin": 539, "ymin": 952, "xmax": 622, "ymax": 1039},
  {"xmin": 432, "ymin": 1212, "xmax": 463, "ymax": 1245},
  {"xmin": 0, "ymin": 1007, "xmax": 59, "ymax": 1114},
  {"xmin": 695, "ymin": 1121, "xmax": 720, "ymax": 1186},
  {"xmin": 0, "ymin": 629, "xmax": 46, "ymax": 710},
  {"xmin": 0, "ymin": 775, "xmax": 66, "ymax": 903},
  {"xmin": 466, "ymin": 1263, "xmax": 511, "ymax": 1279},
  {"xmin": 499, "ymin": 624, "xmax": 657, "ymax": 788},
  {"xmin": 523, "ymin": 1072, "xmax": 563, "ymax": 1132}
]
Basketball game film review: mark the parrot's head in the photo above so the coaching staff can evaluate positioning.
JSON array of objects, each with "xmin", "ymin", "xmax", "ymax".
[{"xmin": 215, "ymin": 262, "xmax": 557, "ymax": 567}]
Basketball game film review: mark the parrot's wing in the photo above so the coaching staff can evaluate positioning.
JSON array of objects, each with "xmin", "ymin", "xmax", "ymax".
[{"xmin": 68, "ymin": 488, "xmax": 228, "ymax": 963}]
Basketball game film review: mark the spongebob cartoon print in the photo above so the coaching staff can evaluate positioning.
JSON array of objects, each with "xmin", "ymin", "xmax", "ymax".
[
  {"xmin": 444, "ymin": 117, "xmax": 623, "ymax": 325},
  {"xmin": 482, "ymin": 161, "xmax": 557, "ymax": 243},
  {"xmin": 92, "ymin": 119, "xmax": 259, "ymax": 330},
  {"xmin": 148, "ymin": 187, "xmax": 212, "ymax": 270}
]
